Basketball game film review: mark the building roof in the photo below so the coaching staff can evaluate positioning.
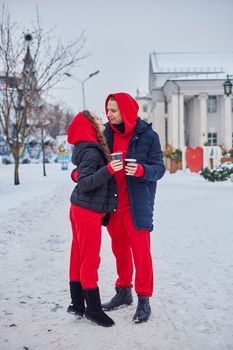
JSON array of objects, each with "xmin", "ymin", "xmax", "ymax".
[{"xmin": 150, "ymin": 52, "xmax": 233, "ymax": 79}]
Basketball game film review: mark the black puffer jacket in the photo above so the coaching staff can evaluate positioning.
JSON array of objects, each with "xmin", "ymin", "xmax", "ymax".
[{"xmin": 70, "ymin": 142, "xmax": 118, "ymax": 214}]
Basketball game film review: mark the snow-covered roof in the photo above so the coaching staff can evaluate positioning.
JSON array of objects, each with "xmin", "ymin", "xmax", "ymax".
[{"xmin": 150, "ymin": 52, "xmax": 233, "ymax": 80}]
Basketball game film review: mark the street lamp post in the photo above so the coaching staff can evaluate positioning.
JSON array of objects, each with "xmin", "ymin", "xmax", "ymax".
[
  {"xmin": 223, "ymin": 75, "xmax": 233, "ymax": 96},
  {"xmin": 223, "ymin": 74, "xmax": 233, "ymax": 151},
  {"xmin": 65, "ymin": 70, "xmax": 100, "ymax": 109}
]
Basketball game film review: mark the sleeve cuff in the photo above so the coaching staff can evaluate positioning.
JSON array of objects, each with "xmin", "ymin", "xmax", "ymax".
[
  {"xmin": 107, "ymin": 163, "xmax": 115, "ymax": 174},
  {"xmin": 71, "ymin": 168, "xmax": 79, "ymax": 182},
  {"xmin": 134, "ymin": 164, "xmax": 145, "ymax": 177}
]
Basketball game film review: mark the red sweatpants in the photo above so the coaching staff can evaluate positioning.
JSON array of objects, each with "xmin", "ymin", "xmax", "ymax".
[
  {"xmin": 107, "ymin": 209, "xmax": 153, "ymax": 297},
  {"xmin": 69, "ymin": 204, "xmax": 104, "ymax": 289}
]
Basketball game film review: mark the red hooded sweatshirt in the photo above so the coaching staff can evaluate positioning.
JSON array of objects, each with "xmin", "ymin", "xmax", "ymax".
[
  {"xmin": 67, "ymin": 111, "xmax": 99, "ymax": 185},
  {"xmin": 67, "ymin": 112, "xmax": 98, "ymax": 145},
  {"xmin": 105, "ymin": 92, "xmax": 144, "ymax": 211}
]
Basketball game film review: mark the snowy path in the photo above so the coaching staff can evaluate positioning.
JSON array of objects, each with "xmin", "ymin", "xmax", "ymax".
[{"xmin": 0, "ymin": 164, "xmax": 233, "ymax": 350}]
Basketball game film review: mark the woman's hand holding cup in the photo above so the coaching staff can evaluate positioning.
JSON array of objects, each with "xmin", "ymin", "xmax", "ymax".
[
  {"xmin": 110, "ymin": 159, "xmax": 123, "ymax": 172},
  {"xmin": 110, "ymin": 152, "xmax": 123, "ymax": 172}
]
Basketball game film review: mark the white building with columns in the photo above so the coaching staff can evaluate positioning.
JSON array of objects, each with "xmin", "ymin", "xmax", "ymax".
[{"xmin": 147, "ymin": 52, "xmax": 233, "ymax": 151}]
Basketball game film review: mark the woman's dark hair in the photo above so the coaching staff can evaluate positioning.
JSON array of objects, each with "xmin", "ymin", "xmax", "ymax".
[{"xmin": 82, "ymin": 110, "xmax": 111, "ymax": 162}]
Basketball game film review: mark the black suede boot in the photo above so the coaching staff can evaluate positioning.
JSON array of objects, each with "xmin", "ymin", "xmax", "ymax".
[
  {"xmin": 67, "ymin": 281, "xmax": 85, "ymax": 317},
  {"xmin": 102, "ymin": 287, "xmax": 133, "ymax": 311},
  {"xmin": 133, "ymin": 295, "xmax": 151, "ymax": 323},
  {"xmin": 83, "ymin": 287, "xmax": 115, "ymax": 327}
]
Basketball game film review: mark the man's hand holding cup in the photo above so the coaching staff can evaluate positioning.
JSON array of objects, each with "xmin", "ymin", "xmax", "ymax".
[{"xmin": 125, "ymin": 158, "xmax": 137, "ymax": 176}]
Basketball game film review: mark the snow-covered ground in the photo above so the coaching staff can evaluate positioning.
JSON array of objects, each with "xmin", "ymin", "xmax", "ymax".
[{"xmin": 0, "ymin": 163, "xmax": 233, "ymax": 350}]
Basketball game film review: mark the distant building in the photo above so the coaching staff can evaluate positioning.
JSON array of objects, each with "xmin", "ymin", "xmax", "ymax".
[
  {"xmin": 135, "ymin": 89, "xmax": 153, "ymax": 123},
  {"xmin": 148, "ymin": 52, "xmax": 233, "ymax": 150}
]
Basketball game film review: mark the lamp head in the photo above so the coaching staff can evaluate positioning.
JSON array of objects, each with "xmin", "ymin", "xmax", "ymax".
[{"xmin": 223, "ymin": 76, "xmax": 232, "ymax": 96}]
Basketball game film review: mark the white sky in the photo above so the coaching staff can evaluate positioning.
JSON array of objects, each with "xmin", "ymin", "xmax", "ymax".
[{"xmin": 2, "ymin": 0, "xmax": 233, "ymax": 115}]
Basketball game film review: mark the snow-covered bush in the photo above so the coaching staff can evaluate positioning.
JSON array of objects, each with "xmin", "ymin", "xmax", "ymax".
[
  {"xmin": 200, "ymin": 162, "xmax": 233, "ymax": 182},
  {"xmin": 2, "ymin": 155, "xmax": 14, "ymax": 164}
]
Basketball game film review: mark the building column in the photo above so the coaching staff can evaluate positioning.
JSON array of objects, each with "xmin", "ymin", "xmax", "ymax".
[
  {"xmin": 223, "ymin": 95, "xmax": 232, "ymax": 150},
  {"xmin": 198, "ymin": 94, "xmax": 208, "ymax": 146},
  {"xmin": 168, "ymin": 94, "xmax": 178, "ymax": 149},
  {"xmin": 168, "ymin": 93, "xmax": 185, "ymax": 149},
  {"xmin": 178, "ymin": 94, "xmax": 185, "ymax": 149}
]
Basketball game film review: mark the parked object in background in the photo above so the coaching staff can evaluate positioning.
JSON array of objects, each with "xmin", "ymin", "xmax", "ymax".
[
  {"xmin": 57, "ymin": 150, "xmax": 70, "ymax": 170},
  {"xmin": 56, "ymin": 137, "xmax": 71, "ymax": 170},
  {"xmin": 163, "ymin": 145, "xmax": 182, "ymax": 173}
]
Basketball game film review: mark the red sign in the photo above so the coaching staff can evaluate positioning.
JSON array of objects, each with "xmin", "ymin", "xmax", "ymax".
[{"xmin": 186, "ymin": 147, "xmax": 203, "ymax": 173}]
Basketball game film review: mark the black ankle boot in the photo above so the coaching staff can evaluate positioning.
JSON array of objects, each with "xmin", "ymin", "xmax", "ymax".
[
  {"xmin": 133, "ymin": 295, "xmax": 151, "ymax": 323},
  {"xmin": 102, "ymin": 287, "xmax": 133, "ymax": 311},
  {"xmin": 83, "ymin": 287, "xmax": 115, "ymax": 327},
  {"xmin": 67, "ymin": 281, "xmax": 85, "ymax": 317}
]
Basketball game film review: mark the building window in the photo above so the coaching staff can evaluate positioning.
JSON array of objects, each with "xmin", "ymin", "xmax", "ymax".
[
  {"xmin": 207, "ymin": 96, "xmax": 217, "ymax": 113},
  {"xmin": 142, "ymin": 105, "xmax": 148, "ymax": 113},
  {"xmin": 208, "ymin": 132, "xmax": 217, "ymax": 146}
]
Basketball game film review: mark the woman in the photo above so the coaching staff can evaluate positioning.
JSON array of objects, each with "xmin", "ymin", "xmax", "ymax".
[{"xmin": 67, "ymin": 110, "xmax": 123, "ymax": 327}]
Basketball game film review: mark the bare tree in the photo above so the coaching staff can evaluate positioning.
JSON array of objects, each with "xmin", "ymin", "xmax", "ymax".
[{"xmin": 0, "ymin": 5, "xmax": 87, "ymax": 184}]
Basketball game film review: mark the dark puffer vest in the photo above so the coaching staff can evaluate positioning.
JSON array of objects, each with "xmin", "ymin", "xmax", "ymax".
[{"xmin": 70, "ymin": 142, "xmax": 118, "ymax": 214}]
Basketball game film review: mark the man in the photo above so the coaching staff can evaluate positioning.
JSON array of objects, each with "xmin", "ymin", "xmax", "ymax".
[{"xmin": 102, "ymin": 92, "xmax": 165, "ymax": 323}]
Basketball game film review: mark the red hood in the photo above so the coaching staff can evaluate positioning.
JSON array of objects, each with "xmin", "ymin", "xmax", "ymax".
[
  {"xmin": 105, "ymin": 92, "xmax": 139, "ymax": 135},
  {"xmin": 67, "ymin": 112, "xmax": 98, "ymax": 145}
]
